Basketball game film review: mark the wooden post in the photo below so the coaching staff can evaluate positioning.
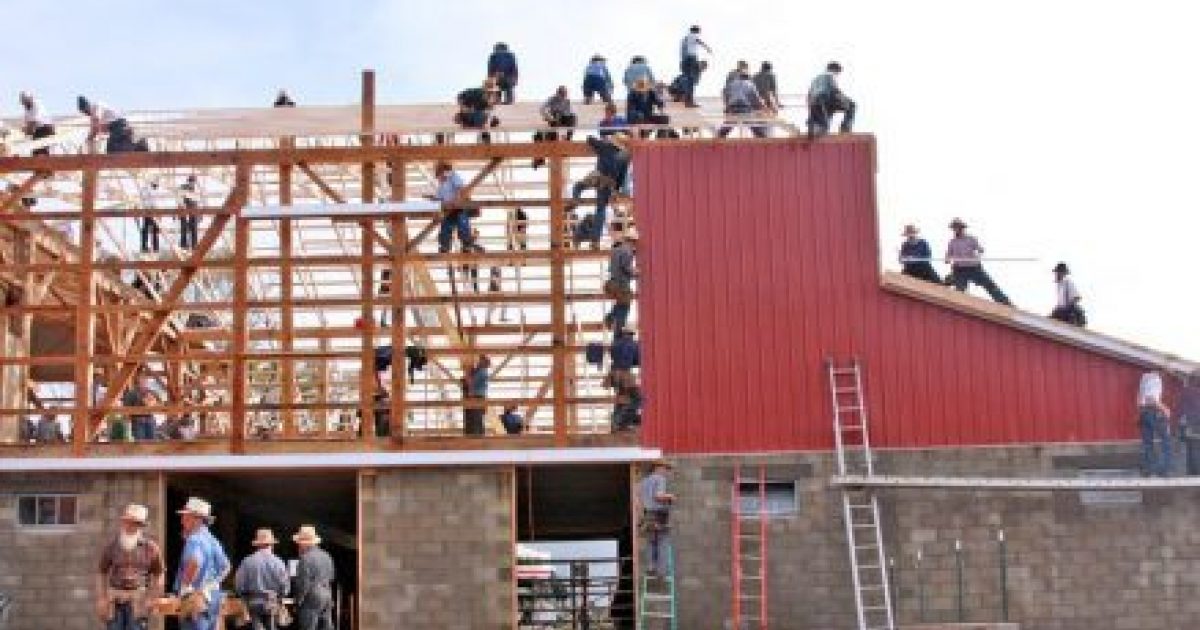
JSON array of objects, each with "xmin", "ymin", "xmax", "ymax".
[
  {"xmin": 230, "ymin": 167, "xmax": 251, "ymax": 453},
  {"xmin": 72, "ymin": 169, "xmax": 98, "ymax": 456},
  {"xmin": 359, "ymin": 69, "xmax": 377, "ymax": 442},
  {"xmin": 389, "ymin": 160, "xmax": 407, "ymax": 443},
  {"xmin": 280, "ymin": 156, "xmax": 297, "ymax": 437},
  {"xmin": 548, "ymin": 158, "xmax": 568, "ymax": 444}
]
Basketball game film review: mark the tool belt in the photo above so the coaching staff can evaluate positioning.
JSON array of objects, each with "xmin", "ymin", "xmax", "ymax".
[
  {"xmin": 640, "ymin": 508, "xmax": 671, "ymax": 533},
  {"xmin": 178, "ymin": 582, "xmax": 217, "ymax": 620}
]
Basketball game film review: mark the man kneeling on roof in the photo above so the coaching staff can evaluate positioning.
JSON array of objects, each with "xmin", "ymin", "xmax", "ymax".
[
  {"xmin": 1050, "ymin": 262, "xmax": 1085, "ymax": 326},
  {"xmin": 532, "ymin": 86, "xmax": 577, "ymax": 169},
  {"xmin": 451, "ymin": 78, "xmax": 501, "ymax": 143},
  {"xmin": 899, "ymin": 224, "xmax": 941, "ymax": 284}
]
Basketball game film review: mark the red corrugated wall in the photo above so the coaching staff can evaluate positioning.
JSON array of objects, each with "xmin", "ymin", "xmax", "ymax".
[{"xmin": 635, "ymin": 138, "xmax": 1148, "ymax": 454}]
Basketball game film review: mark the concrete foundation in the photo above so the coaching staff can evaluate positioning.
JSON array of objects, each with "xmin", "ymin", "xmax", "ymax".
[{"xmin": 668, "ymin": 443, "xmax": 1200, "ymax": 630}]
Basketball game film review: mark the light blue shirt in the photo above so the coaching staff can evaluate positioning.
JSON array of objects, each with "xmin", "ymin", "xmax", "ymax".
[
  {"xmin": 435, "ymin": 172, "xmax": 464, "ymax": 204},
  {"xmin": 234, "ymin": 548, "xmax": 289, "ymax": 597},
  {"xmin": 174, "ymin": 525, "xmax": 231, "ymax": 593},
  {"xmin": 623, "ymin": 63, "xmax": 656, "ymax": 92}
]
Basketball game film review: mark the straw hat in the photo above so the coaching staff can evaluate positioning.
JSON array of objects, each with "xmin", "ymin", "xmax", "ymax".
[
  {"xmin": 120, "ymin": 503, "xmax": 149, "ymax": 525},
  {"xmin": 251, "ymin": 528, "xmax": 279, "ymax": 547},
  {"xmin": 176, "ymin": 497, "xmax": 214, "ymax": 522},
  {"xmin": 292, "ymin": 525, "xmax": 322, "ymax": 545}
]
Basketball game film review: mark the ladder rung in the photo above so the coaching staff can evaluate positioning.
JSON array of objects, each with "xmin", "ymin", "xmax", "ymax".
[
  {"xmin": 738, "ymin": 595, "xmax": 763, "ymax": 600},
  {"xmin": 740, "ymin": 576, "xmax": 764, "ymax": 580},
  {"xmin": 857, "ymin": 565, "xmax": 881, "ymax": 571},
  {"xmin": 740, "ymin": 555, "xmax": 761, "ymax": 560},
  {"xmin": 642, "ymin": 594, "xmax": 673, "ymax": 600},
  {"xmin": 642, "ymin": 612, "xmax": 674, "ymax": 618},
  {"xmin": 852, "ymin": 523, "xmax": 877, "ymax": 528},
  {"xmin": 854, "ymin": 544, "xmax": 879, "ymax": 549},
  {"xmin": 859, "ymin": 584, "xmax": 886, "ymax": 590}
]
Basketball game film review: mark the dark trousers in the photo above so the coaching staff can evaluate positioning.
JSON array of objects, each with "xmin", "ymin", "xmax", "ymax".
[
  {"xmin": 1140, "ymin": 407, "xmax": 1173, "ymax": 476},
  {"xmin": 681, "ymin": 55, "xmax": 701, "ymax": 105},
  {"xmin": 1050, "ymin": 305, "xmax": 1086, "ymax": 327},
  {"xmin": 950, "ymin": 265, "xmax": 1011, "ymax": 305},
  {"xmin": 140, "ymin": 219, "xmax": 160, "ymax": 253},
  {"xmin": 497, "ymin": 75, "xmax": 516, "ymax": 104},
  {"xmin": 31, "ymin": 123, "xmax": 55, "ymax": 156},
  {"xmin": 464, "ymin": 396, "xmax": 485, "ymax": 436},
  {"xmin": 106, "ymin": 601, "xmax": 147, "ymax": 630},
  {"xmin": 106, "ymin": 119, "xmax": 147, "ymax": 153},
  {"xmin": 452, "ymin": 110, "xmax": 495, "ymax": 143},
  {"xmin": 902, "ymin": 262, "xmax": 941, "ymax": 284},
  {"xmin": 807, "ymin": 93, "xmax": 856, "ymax": 137},
  {"xmin": 131, "ymin": 416, "xmax": 156, "ymax": 441},
  {"xmin": 437, "ymin": 211, "xmax": 472, "ymax": 253},
  {"xmin": 297, "ymin": 589, "xmax": 334, "ymax": 630},
  {"xmin": 245, "ymin": 599, "xmax": 278, "ymax": 630},
  {"xmin": 179, "ymin": 206, "xmax": 199, "ymax": 249},
  {"xmin": 717, "ymin": 104, "xmax": 767, "ymax": 138},
  {"xmin": 583, "ymin": 76, "xmax": 612, "ymax": 105}
]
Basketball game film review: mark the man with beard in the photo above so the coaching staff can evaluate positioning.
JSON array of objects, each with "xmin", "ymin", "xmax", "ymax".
[{"xmin": 96, "ymin": 504, "xmax": 165, "ymax": 630}]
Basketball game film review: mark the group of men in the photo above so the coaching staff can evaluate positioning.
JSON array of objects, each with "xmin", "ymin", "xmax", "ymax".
[
  {"xmin": 900, "ymin": 219, "xmax": 1092, "ymax": 326},
  {"xmin": 97, "ymin": 497, "xmax": 335, "ymax": 630}
]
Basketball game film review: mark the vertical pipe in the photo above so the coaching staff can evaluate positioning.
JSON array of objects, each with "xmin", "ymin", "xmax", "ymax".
[
  {"xmin": 954, "ymin": 539, "xmax": 964, "ymax": 622},
  {"xmin": 916, "ymin": 548, "xmax": 925, "ymax": 623},
  {"xmin": 889, "ymin": 555, "xmax": 898, "ymax": 622},
  {"xmin": 998, "ymin": 529, "xmax": 1008, "ymax": 622}
]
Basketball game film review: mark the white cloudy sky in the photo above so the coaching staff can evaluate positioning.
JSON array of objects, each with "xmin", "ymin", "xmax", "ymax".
[{"xmin": 3, "ymin": 0, "xmax": 1197, "ymax": 357}]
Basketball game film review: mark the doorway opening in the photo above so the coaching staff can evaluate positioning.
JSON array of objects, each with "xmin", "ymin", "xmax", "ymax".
[
  {"xmin": 164, "ymin": 471, "xmax": 358, "ymax": 629},
  {"xmin": 517, "ymin": 464, "xmax": 634, "ymax": 629}
]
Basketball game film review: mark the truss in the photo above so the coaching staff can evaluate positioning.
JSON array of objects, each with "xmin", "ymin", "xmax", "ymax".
[{"xmin": 0, "ymin": 71, "xmax": 807, "ymax": 456}]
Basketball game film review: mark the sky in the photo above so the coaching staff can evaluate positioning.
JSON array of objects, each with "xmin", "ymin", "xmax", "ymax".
[{"xmin": 3, "ymin": 0, "xmax": 1198, "ymax": 358}]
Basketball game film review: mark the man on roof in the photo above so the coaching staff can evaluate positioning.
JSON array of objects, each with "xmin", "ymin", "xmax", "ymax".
[
  {"xmin": 806, "ymin": 61, "xmax": 856, "ymax": 138},
  {"xmin": 899, "ymin": 224, "xmax": 941, "ymax": 284},
  {"xmin": 945, "ymin": 218, "xmax": 1011, "ymax": 305},
  {"xmin": 487, "ymin": 42, "xmax": 519, "ymax": 105},
  {"xmin": 1049, "ymin": 262, "xmax": 1085, "ymax": 326}
]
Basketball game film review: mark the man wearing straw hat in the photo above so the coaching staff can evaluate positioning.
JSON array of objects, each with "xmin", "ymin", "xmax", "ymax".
[
  {"xmin": 174, "ymin": 497, "xmax": 230, "ymax": 630},
  {"xmin": 292, "ymin": 525, "xmax": 335, "ymax": 630},
  {"xmin": 96, "ymin": 503, "xmax": 165, "ymax": 630},
  {"xmin": 638, "ymin": 460, "xmax": 676, "ymax": 578},
  {"xmin": 945, "ymin": 218, "xmax": 1012, "ymax": 305},
  {"xmin": 899, "ymin": 224, "xmax": 941, "ymax": 285},
  {"xmin": 234, "ymin": 528, "xmax": 290, "ymax": 630}
]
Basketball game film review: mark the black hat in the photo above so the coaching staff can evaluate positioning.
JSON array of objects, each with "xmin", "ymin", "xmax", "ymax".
[
  {"xmin": 1053, "ymin": 262, "xmax": 1069, "ymax": 274},
  {"xmin": 761, "ymin": 61, "xmax": 773, "ymax": 71},
  {"xmin": 76, "ymin": 95, "xmax": 91, "ymax": 115},
  {"xmin": 494, "ymin": 42, "xmax": 508, "ymax": 52},
  {"xmin": 827, "ymin": 61, "xmax": 843, "ymax": 73},
  {"xmin": 690, "ymin": 25, "xmax": 701, "ymax": 33}
]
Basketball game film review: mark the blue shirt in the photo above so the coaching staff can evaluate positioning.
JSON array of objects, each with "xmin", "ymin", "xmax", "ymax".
[
  {"xmin": 587, "ymin": 136, "xmax": 630, "ymax": 188},
  {"xmin": 487, "ymin": 51, "xmax": 518, "ymax": 78},
  {"xmin": 469, "ymin": 366, "xmax": 489, "ymax": 397},
  {"xmin": 174, "ymin": 525, "xmax": 230, "ymax": 593},
  {"xmin": 899, "ymin": 238, "xmax": 932, "ymax": 264},
  {"xmin": 623, "ymin": 63, "xmax": 656, "ymax": 92},
  {"xmin": 235, "ymin": 548, "xmax": 289, "ymax": 597},
  {"xmin": 435, "ymin": 172, "xmax": 464, "ymax": 204},
  {"xmin": 584, "ymin": 62, "xmax": 613, "ymax": 86},
  {"xmin": 610, "ymin": 335, "xmax": 640, "ymax": 370},
  {"xmin": 810, "ymin": 72, "xmax": 839, "ymax": 98}
]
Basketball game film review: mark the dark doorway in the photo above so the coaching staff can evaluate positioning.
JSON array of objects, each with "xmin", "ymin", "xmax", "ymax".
[
  {"xmin": 164, "ymin": 471, "xmax": 358, "ymax": 629},
  {"xmin": 517, "ymin": 464, "xmax": 634, "ymax": 629}
]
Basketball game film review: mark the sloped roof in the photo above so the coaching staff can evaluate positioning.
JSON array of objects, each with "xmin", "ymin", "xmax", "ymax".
[{"xmin": 881, "ymin": 271, "xmax": 1197, "ymax": 373}]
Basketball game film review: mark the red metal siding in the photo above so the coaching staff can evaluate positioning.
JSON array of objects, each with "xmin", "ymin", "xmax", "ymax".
[{"xmin": 635, "ymin": 139, "xmax": 1148, "ymax": 454}]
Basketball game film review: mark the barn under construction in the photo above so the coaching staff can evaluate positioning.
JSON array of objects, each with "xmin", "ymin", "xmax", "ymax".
[{"xmin": 1, "ymin": 71, "xmax": 1198, "ymax": 630}]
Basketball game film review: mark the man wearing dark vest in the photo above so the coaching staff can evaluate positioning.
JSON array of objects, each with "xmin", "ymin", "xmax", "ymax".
[{"xmin": 96, "ymin": 504, "xmax": 165, "ymax": 630}]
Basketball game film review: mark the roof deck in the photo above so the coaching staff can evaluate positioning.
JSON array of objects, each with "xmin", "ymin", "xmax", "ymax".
[{"xmin": 0, "ymin": 72, "xmax": 809, "ymax": 458}]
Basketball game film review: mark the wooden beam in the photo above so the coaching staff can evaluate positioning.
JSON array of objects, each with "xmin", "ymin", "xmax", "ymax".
[
  {"xmin": 403, "ymin": 157, "xmax": 502, "ymax": 252},
  {"xmin": 360, "ymin": 69, "xmax": 378, "ymax": 444},
  {"xmin": 548, "ymin": 157, "xmax": 568, "ymax": 445},
  {"xmin": 87, "ymin": 172, "xmax": 250, "ymax": 431},
  {"xmin": 0, "ymin": 173, "xmax": 44, "ymax": 215},
  {"xmin": 72, "ymin": 169, "xmax": 97, "ymax": 456},
  {"xmin": 280, "ymin": 160, "xmax": 296, "ymax": 437},
  {"xmin": 230, "ymin": 171, "xmax": 253, "ymax": 454},
  {"xmin": 389, "ymin": 160, "xmax": 408, "ymax": 443},
  {"xmin": 297, "ymin": 162, "xmax": 347, "ymax": 204}
]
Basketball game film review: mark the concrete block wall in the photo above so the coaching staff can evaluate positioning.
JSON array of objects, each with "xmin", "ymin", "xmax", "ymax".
[
  {"xmin": 359, "ymin": 466, "xmax": 514, "ymax": 630},
  {"xmin": 0, "ymin": 472, "xmax": 163, "ymax": 630},
  {"xmin": 668, "ymin": 444, "xmax": 1200, "ymax": 630}
]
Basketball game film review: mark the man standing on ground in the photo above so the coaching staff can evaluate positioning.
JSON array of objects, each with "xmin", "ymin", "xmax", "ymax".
[
  {"xmin": 639, "ymin": 461, "xmax": 675, "ymax": 577},
  {"xmin": 174, "ymin": 498, "xmax": 230, "ymax": 630},
  {"xmin": 96, "ymin": 504, "xmax": 165, "ymax": 630},
  {"xmin": 807, "ymin": 62, "xmax": 856, "ymax": 138},
  {"xmin": 234, "ymin": 528, "xmax": 289, "ymax": 630},
  {"xmin": 899, "ymin": 224, "xmax": 940, "ymax": 284},
  {"xmin": 679, "ymin": 26, "xmax": 712, "ymax": 108},
  {"xmin": 293, "ymin": 526, "xmax": 336, "ymax": 630},
  {"xmin": 1177, "ymin": 369, "xmax": 1200, "ymax": 476},
  {"xmin": 945, "ymin": 218, "xmax": 1011, "ymax": 305},
  {"xmin": 1138, "ymin": 370, "xmax": 1173, "ymax": 477},
  {"xmin": 464, "ymin": 354, "xmax": 491, "ymax": 436},
  {"xmin": 1050, "ymin": 262, "xmax": 1085, "ymax": 326},
  {"xmin": 487, "ymin": 43, "xmax": 519, "ymax": 105}
]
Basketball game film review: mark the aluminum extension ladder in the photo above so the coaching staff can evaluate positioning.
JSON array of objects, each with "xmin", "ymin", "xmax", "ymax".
[
  {"xmin": 732, "ymin": 463, "xmax": 769, "ymax": 629},
  {"xmin": 826, "ymin": 358, "xmax": 895, "ymax": 630},
  {"xmin": 639, "ymin": 544, "xmax": 677, "ymax": 629}
]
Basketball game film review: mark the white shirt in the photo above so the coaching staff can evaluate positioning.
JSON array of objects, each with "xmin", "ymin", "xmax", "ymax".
[
  {"xmin": 1138, "ymin": 372, "xmax": 1163, "ymax": 407},
  {"xmin": 92, "ymin": 102, "xmax": 120, "ymax": 126},
  {"xmin": 682, "ymin": 33, "xmax": 703, "ymax": 57},
  {"xmin": 23, "ymin": 99, "xmax": 49, "ymax": 127},
  {"xmin": 1055, "ymin": 277, "xmax": 1080, "ymax": 308}
]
